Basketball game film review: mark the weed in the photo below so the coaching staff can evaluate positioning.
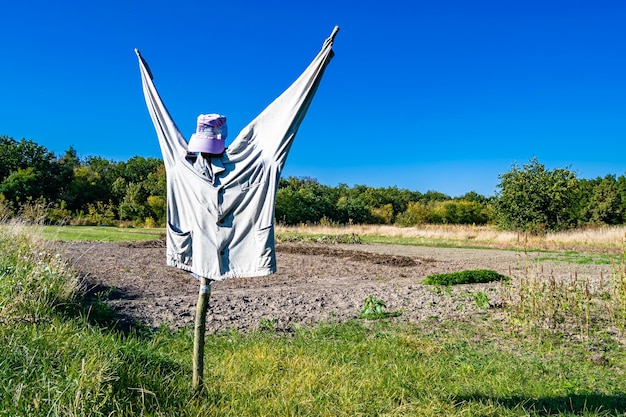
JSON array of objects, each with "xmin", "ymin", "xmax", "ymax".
[
  {"xmin": 473, "ymin": 291, "xmax": 490, "ymax": 309},
  {"xmin": 85, "ymin": 288, "xmax": 117, "ymax": 326},
  {"xmin": 500, "ymin": 253, "xmax": 623, "ymax": 340},
  {"xmin": 359, "ymin": 296, "xmax": 400, "ymax": 320},
  {"xmin": 424, "ymin": 269, "xmax": 509, "ymax": 286},
  {"xmin": 359, "ymin": 296, "xmax": 386, "ymax": 319},
  {"xmin": 430, "ymin": 285, "xmax": 453, "ymax": 298},
  {"xmin": 609, "ymin": 251, "xmax": 626, "ymax": 332},
  {"xmin": 258, "ymin": 317, "xmax": 276, "ymax": 332},
  {"xmin": 431, "ymin": 285, "xmax": 445, "ymax": 296}
]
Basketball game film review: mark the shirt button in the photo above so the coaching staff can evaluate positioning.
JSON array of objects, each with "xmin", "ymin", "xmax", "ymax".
[{"xmin": 220, "ymin": 250, "xmax": 225, "ymax": 255}]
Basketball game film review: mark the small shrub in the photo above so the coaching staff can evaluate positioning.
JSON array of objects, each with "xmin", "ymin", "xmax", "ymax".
[
  {"xmin": 359, "ymin": 296, "xmax": 401, "ymax": 320},
  {"xmin": 18, "ymin": 199, "xmax": 48, "ymax": 224},
  {"xmin": 259, "ymin": 317, "xmax": 276, "ymax": 332},
  {"xmin": 144, "ymin": 217, "xmax": 157, "ymax": 228},
  {"xmin": 69, "ymin": 215, "xmax": 98, "ymax": 226},
  {"xmin": 46, "ymin": 200, "xmax": 72, "ymax": 225},
  {"xmin": 332, "ymin": 233, "xmax": 362, "ymax": 244},
  {"xmin": 360, "ymin": 296, "xmax": 387, "ymax": 319},
  {"xmin": 423, "ymin": 269, "xmax": 509, "ymax": 286}
]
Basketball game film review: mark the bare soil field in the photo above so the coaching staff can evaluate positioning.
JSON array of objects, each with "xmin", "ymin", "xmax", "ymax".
[{"xmin": 55, "ymin": 239, "xmax": 612, "ymax": 333}]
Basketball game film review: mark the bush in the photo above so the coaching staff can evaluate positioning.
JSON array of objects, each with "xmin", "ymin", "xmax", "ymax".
[
  {"xmin": 46, "ymin": 200, "xmax": 72, "ymax": 225},
  {"xmin": 423, "ymin": 269, "xmax": 509, "ymax": 286}
]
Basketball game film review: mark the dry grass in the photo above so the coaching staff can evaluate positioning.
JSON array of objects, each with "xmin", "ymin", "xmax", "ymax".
[{"xmin": 276, "ymin": 224, "xmax": 626, "ymax": 253}]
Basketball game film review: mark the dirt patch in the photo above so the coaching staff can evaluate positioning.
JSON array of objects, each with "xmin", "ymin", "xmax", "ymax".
[
  {"xmin": 54, "ymin": 239, "xmax": 612, "ymax": 334},
  {"xmin": 274, "ymin": 243, "xmax": 431, "ymax": 267}
]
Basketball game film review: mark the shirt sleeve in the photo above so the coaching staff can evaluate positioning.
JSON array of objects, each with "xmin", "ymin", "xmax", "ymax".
[
  {"xmin": 226, "ymin": 27, "xmax": 338, "ymax": 168},
  {"xmin": 135, "ymin": 49, "xmax": 187, "ymax": 169}
]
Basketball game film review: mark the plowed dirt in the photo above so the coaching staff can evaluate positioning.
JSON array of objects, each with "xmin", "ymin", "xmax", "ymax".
[{"xmin": 55, "ymin": 239, "xmax": 611, "ymax": 333}]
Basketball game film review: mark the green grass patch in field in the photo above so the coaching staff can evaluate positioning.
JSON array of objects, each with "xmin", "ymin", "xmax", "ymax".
[
  {"xmin": 40, "ymin": 225, "xmax": 165, "ymax": 241},
  {"xmin": 534, "ymin": 250, "xmax": 616, "ymax": 265},
  {"xmin": 359, "ymin": 233, "xmax": 484, "ymax": 248},
  {"xmin": 424, "ymin": 269, "xmax": 510, "ymax": 286}
]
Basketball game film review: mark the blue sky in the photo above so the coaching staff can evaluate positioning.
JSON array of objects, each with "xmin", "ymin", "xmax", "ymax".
[{"xmin": 1, "ymin": 1, "xmax": 625, "ymax": 197}]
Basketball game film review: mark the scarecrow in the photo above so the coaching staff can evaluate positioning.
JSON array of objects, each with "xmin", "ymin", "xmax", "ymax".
[{"xmin": 135, "ymin": 26, "xmax": 339, "ymax": 393}]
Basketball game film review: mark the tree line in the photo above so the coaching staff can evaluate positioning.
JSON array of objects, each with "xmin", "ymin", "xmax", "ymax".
[{"xmin": 1, "ymin": 135, "xmax": 625, "ymax": 233}]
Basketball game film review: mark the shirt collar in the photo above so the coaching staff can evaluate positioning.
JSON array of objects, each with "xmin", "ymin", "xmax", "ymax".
[{"xmin": 192, "ymin": 154, "xmax": 226, "ymax": 183}]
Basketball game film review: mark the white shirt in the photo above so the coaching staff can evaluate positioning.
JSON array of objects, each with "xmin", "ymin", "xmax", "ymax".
[{"xmin": 135, "ymin": 30, "xmax": 336, "ymax": 280}]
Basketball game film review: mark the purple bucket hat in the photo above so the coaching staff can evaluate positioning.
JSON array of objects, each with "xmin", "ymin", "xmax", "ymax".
[{"xmin": 188, "ymin": 114, "xmax": 228, "ymax": 154}]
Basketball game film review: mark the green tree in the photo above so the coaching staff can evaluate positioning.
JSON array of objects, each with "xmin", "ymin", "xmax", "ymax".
[
  {"xmin": 66, "ymin": 165, "xmax": 104, "ymax": 211},
  {"xmin": 0, "ymin": 168, "xmax": 40, "ymax": 204},
  {"xmin": 419, "ymin": 190, "xmax": 450, "ymax": 204},
  {"xmin": 120, "ymin": 156, "xmax": 163, "ymax": 184},
  {"xmin": 143, "ymin": 162, "xmax": 167, "ymax": 199},
  {"xmin": 395, "ymin": 201, "xmax": 431, "ymax": 226},
  {"xmin": 370, "ymin": 203, "xmax": 394, "ymax": 224},
  {"xmin": 275, "ymin": 181, "xmax": 335, "ymax": 225},
  {"xmin": 0, "ymin": 137, "xmax": 73, "ymax": 205},
  {"xmin": 118, "ymin": 183, "xmax": 148, "ymax": 222},
  {"xmin": 335, "ymin": 196, "xmax": 371, "ymax": 224},
  {"xmin": 356, "ymin": 185, "xmax": 417, "ymax": 222},
  {"xmin": 495, "ymin": 157, "xmax": 578, "ymax": 233},
  {"xmin": 616, "ymin": 175, "xmax": 626, "ymax": 223},
  {"xmin": 83, "ymin": 156, "xmax": 122, "ymax": 204},
  {"xmin": 146, "ymin": 195, "xmax": 166, "ymax": 225},
  {"xmin": 0, "ymin": 136, "xmax": 22, "ymax": 179},
  {"xmin": 457, "ymin": 191, "xmax": 490, "ymax": 205},
  {"xmin": 59, "ymin": 146, "xmax": 80, "ymax": 170},
  {"xmin": 583, "ymin": 175, "xmax": 621, "ymax": 225},
  {"xmin": 439, "ymin": 200, "xmax": 490, "ymax": 225}
]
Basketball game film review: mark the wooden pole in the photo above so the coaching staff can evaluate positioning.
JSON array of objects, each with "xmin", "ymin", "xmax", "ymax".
[{"xmin": 193, "ymin": 277, "xmax": 211, "ymax": 394}]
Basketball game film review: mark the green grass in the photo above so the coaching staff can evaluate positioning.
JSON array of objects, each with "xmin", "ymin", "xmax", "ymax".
[
  {"xmin": 39, "ymin": 225, "xmax": 165, "ymax": 241},
  {"xmin": 277, "ymin": 230, "xmax": 550, "ymax": 253},
  {"xmin": 534, "ymin": 250, "xmax": 617, "ymax": 265},
  {"xmin": 3, "ymin": 224, "xmax": 626, "ymax": 416},
  {"xmin": 359, "ymin": 233, "xmax": 488, "ymax": 249}
]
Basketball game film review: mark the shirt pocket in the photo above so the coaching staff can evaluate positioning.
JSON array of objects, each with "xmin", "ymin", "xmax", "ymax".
[{"xmin": 167, "ymin": 223, "xmax": 193, "ymax": 267}]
